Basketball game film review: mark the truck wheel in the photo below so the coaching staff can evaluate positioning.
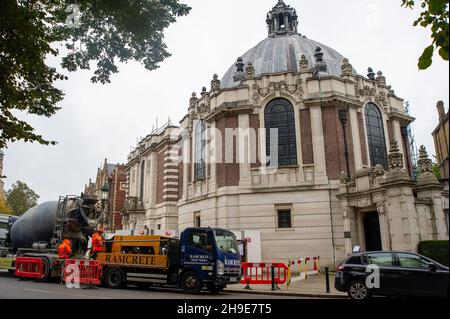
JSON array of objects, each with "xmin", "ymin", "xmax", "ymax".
[
  {"xmin": 37, "ymin": 258, "xmax": 51, "ymax": 282},
  {"xmin": 347, "ymin": 281, "xmax": 371, "ymax": 300},
  {"xmin": 105, "ymin": 268, "xmax": 125, "ymax": 289},
  {"xmin": 181, "ymin": 271, "xmax": 201, "ymax": 294}
]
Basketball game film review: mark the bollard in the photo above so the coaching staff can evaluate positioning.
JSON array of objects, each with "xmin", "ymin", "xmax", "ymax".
[
  {"xmin": 325, "ymin": 267, "xmax": 330, "ymax": 294},
  {"xmin": 271, "ymin": 266, "xmax": 281, "ymax": 291},
  {"xmin": 243, "ymin": 279, "xmax": 252, "ymax": 290},
  {"xmin": 271, "ymin": 266, "xmax": 276, "ymax": 291}
]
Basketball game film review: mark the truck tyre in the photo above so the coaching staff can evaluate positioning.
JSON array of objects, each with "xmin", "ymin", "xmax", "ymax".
[
  {"xmin": 347, "ymin": 280, "xmax": 371, "ymax": 300},
  {"xmin": 105, "ymin": 268, "xmax": 125, "ymax": 289},
  {"xmin": 181, "ymin": 271, "xmax": 202, "ymax": 294},
  {"xmin": 37, "ymin": 258, "xmax": 51, "ymax": 282}
]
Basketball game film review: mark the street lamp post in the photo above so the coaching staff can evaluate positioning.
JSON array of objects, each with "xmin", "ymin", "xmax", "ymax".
[
  {"xmin": 339, "ymin": 109, "xmax": 351, "ymax": 182},
  {"xmin": 100, "ymin": 182, "xmax": 109, "ymax": 231}
]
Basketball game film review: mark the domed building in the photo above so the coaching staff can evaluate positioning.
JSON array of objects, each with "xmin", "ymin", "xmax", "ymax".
[{"xmin": 123, "ymin": 1, "xmax": 449, "ymax": 266}]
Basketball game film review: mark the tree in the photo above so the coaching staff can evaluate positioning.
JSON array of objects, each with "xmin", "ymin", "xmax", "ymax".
[
  {"xmin": 0, "ymin": 192, "xmax": 13, "ymax": 214},
  {"xmin": 432, "ymin": 163, "xmax": 442, "ymax": 180},
  {"xmin": 0, "ymin": 0, "xmax": 191, "ymax": 149},
  {"xmin": 402, "ymin": 0, "xmax": 449, "ymax": 69},
  {"xmin": 6, "ymin": 181, "xmax": 40, "ymax": 216}
]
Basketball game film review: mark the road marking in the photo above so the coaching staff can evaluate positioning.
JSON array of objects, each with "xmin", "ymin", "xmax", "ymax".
[
  {"xmin": 25, "ymin": 289, "xmax": 56, "ymax": 294},
  {"xmin": 24, "ymin": 288, "xmax": 111, "ymax": 299}
]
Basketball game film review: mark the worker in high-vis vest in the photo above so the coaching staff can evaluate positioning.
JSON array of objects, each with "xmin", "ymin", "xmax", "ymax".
[
  {"xmin": 58, "ymin": 239, "xmax": 72, "ymax": 259},
  {"xmin": 90, "ymin": 228, "xmax": 104, "ymax": 259}
]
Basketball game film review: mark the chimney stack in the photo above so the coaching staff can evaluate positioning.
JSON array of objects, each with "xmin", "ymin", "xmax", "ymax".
[{"xmin": 437, "ymin": 100, "xmax": 445, "ymax": 122}]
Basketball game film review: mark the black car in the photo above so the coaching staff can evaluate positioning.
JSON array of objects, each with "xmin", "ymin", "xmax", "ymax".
[{"xmin": 335, "ymin": 251, "xmax": 449, "ymax": 299}]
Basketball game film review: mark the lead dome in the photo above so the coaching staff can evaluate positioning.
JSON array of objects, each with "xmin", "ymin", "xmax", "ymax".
[{"xmin": 221, "ymin": 0, "xmax": 356, "ymax": 89}]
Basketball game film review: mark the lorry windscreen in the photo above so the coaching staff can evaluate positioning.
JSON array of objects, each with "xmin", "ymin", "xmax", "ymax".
[{"xmin": 214, "ymin": 229, "xmax": 238, "ymax": 254}]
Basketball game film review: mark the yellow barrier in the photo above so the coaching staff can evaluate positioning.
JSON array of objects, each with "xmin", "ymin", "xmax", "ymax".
[{"xmin": 0, "ymin": 257, "xmax": 14, "ymax": 270}]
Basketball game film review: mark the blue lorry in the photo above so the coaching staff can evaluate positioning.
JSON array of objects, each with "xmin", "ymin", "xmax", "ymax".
[{"xmin": 97, "ymin": 227, "xmax": 241, "ymax": 294}]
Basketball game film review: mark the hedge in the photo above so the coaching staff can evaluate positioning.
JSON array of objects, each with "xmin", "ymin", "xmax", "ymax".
[{"xmin": 418, "ymin": 240, "xmax": 449, "ymax": 266}]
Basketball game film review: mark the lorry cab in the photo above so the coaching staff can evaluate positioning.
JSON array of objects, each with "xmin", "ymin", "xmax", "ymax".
[{"xmin": 179, "ymin": 227, "xmax": 241, "ymax": 293}]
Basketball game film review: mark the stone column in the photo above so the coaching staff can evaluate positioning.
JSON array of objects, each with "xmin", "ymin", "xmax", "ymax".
[
  {"xmin": 182, "ymin": 131, "xmax": 191, "ymax": 200},
  {"xmin": 209, "ymin": 122, "xmax": 217, "ymax": 190},
  {"xmin": 349, "ymin": 107, "xmax": 363, "ymax": 171},
  {"xmin": 310, "ymin": 106, "xmax": 328, "ymax": 182},
  {"xmin": 377, "ymin": 202, "xmax": 391, "ymax": 251},
  {"xmin": 392, "ymin": 120, "xmax": 406, "ymax": 160},
  {"xmin": 342, "ymin": 206, "xmax": 355, "ymax": 255},
  {"xmin": 238, "ymin": 113, "xmax": 251, "ymax": 187}
]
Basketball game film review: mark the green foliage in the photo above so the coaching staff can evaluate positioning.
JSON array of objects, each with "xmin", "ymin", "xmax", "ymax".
[
  {"xmin": 0, "ymin": 193, "xmax": 13, "ymax": 215},
  {"xmin": 418, "ymin": 240, "xmax": 449, "ymax": 266},
  {"xmin": 432, "ymin": 163, "xmax": 442, "ymax": 179},
  {"xmin": 0, "ymin": 0, "xmax": 191, "ymax": 149},
  {"xmin": 401, "ymin": 0, "xmax": 449, "ymax": 69},
  {"xmin": 6, "ymin": 181, "xmax": 40, "ymax": 216}
]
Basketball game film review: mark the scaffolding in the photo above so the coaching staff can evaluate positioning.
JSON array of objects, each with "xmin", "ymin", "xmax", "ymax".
[{"xmin": 404, "ymin": 101, "xmax": 419, "ymax": 180}]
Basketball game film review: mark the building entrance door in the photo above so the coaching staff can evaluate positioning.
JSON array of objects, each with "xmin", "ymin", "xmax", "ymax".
[{"xmin": 363, "ymin": 212, "xmax": 382, "ymax": 251}]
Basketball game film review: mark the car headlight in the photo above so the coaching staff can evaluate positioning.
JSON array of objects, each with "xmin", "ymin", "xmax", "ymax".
[{"xmin": 217, "ymin": 260, "xmax": 224, "ymax": 276}]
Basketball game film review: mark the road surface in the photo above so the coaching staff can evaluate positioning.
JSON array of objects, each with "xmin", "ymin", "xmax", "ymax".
[{"xmin": 0, "ymin": 271, "xmax": 300, "ymax": 299}]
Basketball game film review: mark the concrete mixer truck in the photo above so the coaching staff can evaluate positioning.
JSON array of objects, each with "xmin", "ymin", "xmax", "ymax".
[{"xmin": 0, "ymin": 195, "xmax": 102, "ymax": 281}]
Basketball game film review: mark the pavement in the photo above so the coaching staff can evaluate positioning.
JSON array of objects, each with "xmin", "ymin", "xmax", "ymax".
[{"xmin": 225, "ymin": 273, "xmax": 348, "ymax": 299}]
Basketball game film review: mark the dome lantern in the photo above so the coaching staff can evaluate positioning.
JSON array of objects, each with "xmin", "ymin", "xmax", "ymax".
[{"xmin": 266, "ymin": 0, "xmax": 298, "ymax": 37}]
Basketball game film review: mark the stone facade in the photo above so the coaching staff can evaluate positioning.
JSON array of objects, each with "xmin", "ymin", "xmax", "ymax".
[
  {"xmin": 432, "ymin": 101, "xmax": 449, "ymax": 232},
  {"xmin": 122, "ymin": 1, "xmax": 449, "ymax": 267},
  {"xmin": 433, "ymin": 101, "xmax": 449, "ymax": 180},
  {"xmin": 122, "ymin": 123, "xmax": 180, "ymax": 232}
]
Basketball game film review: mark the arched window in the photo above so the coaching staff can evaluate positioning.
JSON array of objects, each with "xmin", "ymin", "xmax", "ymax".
[
  {"xmin": 140, "ymin": 160, "xmax": 145, "ymax": 200},
  {"xmin": 365, "ymin": 103, "xmax": 388, "ymax": 168},
  {"xmin": 265, "ymin": 98, "xmax": 298, "ymax": 167},
  {"xmin": 194, "ymin": 121, "xmax": 206, "ymax": 180}
]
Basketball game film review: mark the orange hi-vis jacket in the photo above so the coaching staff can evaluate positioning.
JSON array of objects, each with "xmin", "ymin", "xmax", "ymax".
[
  {"xmin": 58, "ymin": 240, "xmax": 72, "ymax": 259},
  {"xmin": 92, "ymin": 233, "xmax": 103, "ymax": 252}
]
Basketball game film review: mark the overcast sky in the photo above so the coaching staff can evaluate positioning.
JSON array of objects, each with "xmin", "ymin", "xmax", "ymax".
[{"xmin": 2, "ymin": 0, "xmax": 449, "ymax": 203}]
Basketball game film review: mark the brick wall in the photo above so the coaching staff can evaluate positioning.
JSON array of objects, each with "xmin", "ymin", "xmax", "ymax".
[
  {"xmin": 216, "ymin": 116, "xmax": 240, "ymax": 188},
  {"xmin": 300, "ymin": 109, "xmax": 313, "ymax": 164},
  {"xmin": 108, "ymin": 165, "xmax": 126, "ymax": 230},
  {"xmin": 322, "ymin": 106, "xmax": 356, "ymax": 180},
  {"xmin": 156, "ymin": 149, "xmax": 165, "ymax": 204}
]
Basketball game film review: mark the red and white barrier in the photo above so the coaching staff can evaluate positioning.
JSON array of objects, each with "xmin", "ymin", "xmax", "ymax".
[
  {"xmin": 240, "ymin": 262, "xmax": 288, "ymax": 286},
  {"xmin": 287, "ymin": 256, "xmax": 320, "ymax": 284},
  {"xmin": 63, "ymin": 259, "xmax": 102, "ymax": 286}
]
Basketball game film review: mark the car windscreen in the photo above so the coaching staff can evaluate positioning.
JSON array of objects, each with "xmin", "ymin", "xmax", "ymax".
[{"xmin": 214, "ymin": 229, "xmax": 239, "ymax": 254}]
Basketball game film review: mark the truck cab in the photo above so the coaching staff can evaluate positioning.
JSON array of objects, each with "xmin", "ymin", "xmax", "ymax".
[{"xmin": 179, "ymin": 227, "xmax": 241, "ymax": 293}]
